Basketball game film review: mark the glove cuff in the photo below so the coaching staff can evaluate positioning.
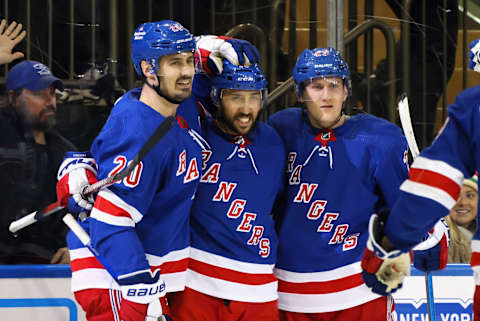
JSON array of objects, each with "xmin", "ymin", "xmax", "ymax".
[
  {"xmin": 119, "ymin": 269, "xmax": 166, "ymax": 305},
  {"xmin": 57, "ymin": 151, "xmax": 98, "ymax": 180},
  {"xmin": 367, "ymin": 214, "xmax": 404, "ymax": 259}
]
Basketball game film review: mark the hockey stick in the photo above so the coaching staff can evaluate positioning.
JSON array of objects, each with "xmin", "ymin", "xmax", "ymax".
[
  {"xmin": 398, "ymin": 93, "xmax": 436, "ymax": 321},
  {"xmin": 9, "ymin": 115, "xmax": 176, "ymax": 234}
]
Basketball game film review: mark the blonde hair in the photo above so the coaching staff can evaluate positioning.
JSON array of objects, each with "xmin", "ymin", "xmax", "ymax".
[{"xmin": 445, "ymin": 215, "xmax": 472, "ymax": 263}]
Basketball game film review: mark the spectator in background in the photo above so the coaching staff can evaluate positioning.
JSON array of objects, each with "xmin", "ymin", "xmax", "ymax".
[
  {"xmin": 446, "ymin": 174, "xmax": 478, "ymax": 263},
  {"xmin": 0, "ymin": 60, "xmax": 75, "ymax": 264}
]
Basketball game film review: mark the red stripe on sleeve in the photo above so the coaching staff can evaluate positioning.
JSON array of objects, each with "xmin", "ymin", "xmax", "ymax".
[
  {"xmin": 409, "ymin": 168, "xmax": 460, "ymax": 200},
  {"xmin": 94, "ymin": 195, "xmax": 132, "ymax": 219},
  {"xmin": 70, "ymin": 256, "xmax": 105, "ymax": 272}
]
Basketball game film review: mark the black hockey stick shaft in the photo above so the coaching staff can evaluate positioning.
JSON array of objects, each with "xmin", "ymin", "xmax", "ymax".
[
  {"xmin": 82, "ymin": 115, "xmax": 175, "ymax": 196},
  {"xmin": 9, "ymin": 115, "xmax": 176, "ymax": 234}
]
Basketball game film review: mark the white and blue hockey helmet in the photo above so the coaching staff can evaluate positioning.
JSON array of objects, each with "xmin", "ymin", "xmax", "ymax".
[
  {"xmin": 131, "ymin": 20, "xmax": 196, "ymax": 76},
  {"xmin": 210, "ymin": 59, "xmax": 268, "ymax": 106},
  {"xmin": 293, "ymin": 47, "xmax": 351, "ymax": 97}
]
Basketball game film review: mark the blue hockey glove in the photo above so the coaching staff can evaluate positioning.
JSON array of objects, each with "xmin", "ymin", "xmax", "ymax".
[
  {"xmin": 195, "ymin": 35, "xmax": 260, "ymax": 75},
  {"xmin": 57, "ymin": 151, "xmax": 98, "ymax": 213},
  {"xmin": 469, "ymin": 39, "xmax": 480, "ymax": 72},
  {"xmin": 412, "ymin": 218, "xmax": 449, "ymax": 271},
  {"xmin": 118, "ymin": 269, "xmax": 166, "ymax": 321},
  {"xmin": 361, "ymin": 214, "xmax": 411, "ymax": 296},
  {"xmin": 225, "ymin": 38, "xmax": 260, "ymax": 65}
]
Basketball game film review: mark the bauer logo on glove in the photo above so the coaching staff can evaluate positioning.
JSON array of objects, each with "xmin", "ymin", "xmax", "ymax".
[{"xmin": 125, "ymin": 283, "xmax": 166, "ymax": 298}]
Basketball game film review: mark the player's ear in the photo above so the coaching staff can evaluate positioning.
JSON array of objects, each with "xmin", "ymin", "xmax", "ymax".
[
  {"xmin": 141, "ymin": 61, "xmax": 154, "ymax": 77},
  {"xmin": 141, "ymin": 61, "xmax": 158, "ymax": 85},
  {"xmin": 342, "ymin": 84, "xmax": 348, "ymax": 102}
]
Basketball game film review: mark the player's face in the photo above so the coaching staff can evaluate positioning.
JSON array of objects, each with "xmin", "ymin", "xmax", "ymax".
[
  {"xmin": 217, "ymin": 89, "xmax": 262, "ymax": 135},
  {"xmin": 15, "ymin": 85, "xmax": 57, "ymax": 131},
  {"xmin": 157, "ymin": 52, "xmax": 194, "ymax": 102},
  {"xmin": 301, "ymin": 77, "xmax": 348, "ymax": 129},
  {"xmin": 449, "ymin": 185, "xmax": 478, "ymax": 228}
]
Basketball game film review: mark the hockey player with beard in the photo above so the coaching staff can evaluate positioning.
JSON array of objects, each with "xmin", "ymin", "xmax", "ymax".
[
  {"xmin": 58, "ymin": 20, "xmax": 203, "ymax": 321},
  {"xmin": 268, "ymin": 47, "xmax": 409, "ymax": 321},
  {"xmin": 168, "ymin": 60, "xmax": 285, "ymax": 321}
]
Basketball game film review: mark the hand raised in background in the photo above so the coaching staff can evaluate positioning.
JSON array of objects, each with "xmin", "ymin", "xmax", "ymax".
[{"xmin": 0, "ymin": 19, "xmax": 26, "ymax": 65}]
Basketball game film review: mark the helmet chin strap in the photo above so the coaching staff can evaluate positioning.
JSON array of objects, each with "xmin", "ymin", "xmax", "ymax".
[{"xmin": 144, "ymin": 80, "xmax": 185, "ymax": 105}]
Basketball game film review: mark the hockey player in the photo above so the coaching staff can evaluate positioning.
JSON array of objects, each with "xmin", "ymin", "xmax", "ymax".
[
  {"xmin": 58, "ymin": 20, "xmax": 202, "ymax": 321},
  {"xmin": 168, "ymin": 60, "xmax": 285, "ymax": 321},
  {"xmin": 55, "ymin": 21, "xmax": 263, "ymax": 321},
  {"xmin": 360, "ymin": 39, "xmax": 480, "ymax": 320},
  {"xmin": 268, "ymin": 47, "xmax": 409, "ymax": 320}
]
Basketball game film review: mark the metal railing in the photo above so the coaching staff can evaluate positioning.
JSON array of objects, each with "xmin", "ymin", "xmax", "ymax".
[
  {"xmin": 0, "ymin": 0, "xmax": 473, "ymax": 148},
  {"xmin": 264, "ymin": 18, "xmax": 396, "ymax": 123}
]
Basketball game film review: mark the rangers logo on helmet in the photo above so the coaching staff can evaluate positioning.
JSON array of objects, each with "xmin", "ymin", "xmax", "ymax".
[
  {"xmin": 314, "ymin": 49, "xmax": 329, "ymax": 57},
  {"xmin": 170, "ymin": 23, "xmax": 184, "ymax": 32}
]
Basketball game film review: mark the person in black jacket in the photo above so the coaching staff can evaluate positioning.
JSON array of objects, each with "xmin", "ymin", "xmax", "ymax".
[{"xmin": 0, "ymin": 60, "xmax": 76, "ymax": 264}]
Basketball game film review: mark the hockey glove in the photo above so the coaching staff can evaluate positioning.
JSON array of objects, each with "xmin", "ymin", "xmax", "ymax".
[
  {"xmin": 470, "ymin": 39, "xmax": 480, "ymax": 72},
  {"xmin": 118, "ymin": 269, "xmax": 167, "ymax": 321},
  {"xmin": 57, "ymin": 152, "xmax": 98, "ymax": 213},
  {"xmin": 412, "ymin": 218, "xmax": 449, "ymax": 271},
  {"xmin": 194, "ymin": 35, "xmax": 260, "ymax": 75},
  {"xmin": 361, "ymin": 214, "xmax": 411, "ymax": 296}
]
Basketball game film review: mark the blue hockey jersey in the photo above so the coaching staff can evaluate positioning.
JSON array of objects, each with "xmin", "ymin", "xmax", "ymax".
[
  {"xmin": 385, "ymin": 85, "xmax": 480, "ymax": 253},
  {"xmin": 68, "ymin": 87, "xmax": 202, "ymax": 293},
  {"xmin": 268, "ymin": 108, "xmax": 409, "ymax": 312},
  {"xmin": 185, "ymin": 117, "xmax": 286, "ymax": 303}
]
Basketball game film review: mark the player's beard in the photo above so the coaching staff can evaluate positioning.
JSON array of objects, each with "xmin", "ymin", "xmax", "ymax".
[
  {"xmin": 216, "ymin": 105, "xmax": 258, "ymax": 136},
  {"xmin": 157, "ymin": 75, "xmax": 193, "ymax": 104}
]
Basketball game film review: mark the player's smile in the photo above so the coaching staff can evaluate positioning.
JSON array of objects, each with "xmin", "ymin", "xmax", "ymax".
[
  {"xmin": 234, "ymin": 114, "xmax": 253, "ymax": 131},
  {"xmin": 176, "ymin": 78, "xmax": 192, "ymax": 90}
]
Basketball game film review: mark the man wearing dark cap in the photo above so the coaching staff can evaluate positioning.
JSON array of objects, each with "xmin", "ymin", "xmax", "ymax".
[{"xmin": 0, "ymin": 60, "xmax": 76, "ymax": 264}]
